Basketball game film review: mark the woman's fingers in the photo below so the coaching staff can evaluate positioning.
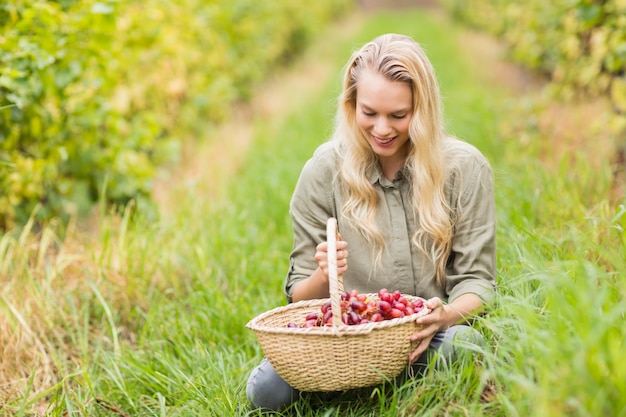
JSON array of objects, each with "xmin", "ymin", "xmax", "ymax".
[
  {"xmin": 315, "ymin": 240, "xmax": 348, "ymax": 275},
  {"xmin": 414, "ymin": 297, "xmax": 443, "ymax": 325},
  {"xmin": 408, "ymin": 332, "xmax": 434, "ymax": 363},
  {"xmin": 316, "ymin": 242, "xmax": 348, "ymax": 259},
  {"xmin": 408, "ymin": 297, "xmax": 445, "ymax": 363},
  {"xmin": 425, "ymin": 296, "xmax": 443, "ymax": 310}
]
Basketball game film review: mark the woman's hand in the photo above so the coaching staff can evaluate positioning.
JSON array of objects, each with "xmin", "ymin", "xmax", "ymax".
[
  {"xmin": 407, "ymin": 293, "xmax": 483, "ymax": 363},
  {"xmin": 314, "ymin": 233, "xmax": 348, "ymax": 277},
  {"xmin": 408, "ymin": 297, "xmax": 447, "ymax": 363},
  {"xmin": 292, "ymin": 234, "xmax": 349, "ymax": 302}
]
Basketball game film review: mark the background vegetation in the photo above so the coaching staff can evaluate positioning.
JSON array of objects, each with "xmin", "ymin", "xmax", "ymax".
[
  {"xmin": 1, "ymin": 1, "xmax": 625, "ymax": 416},
  {"xmin": 0, "ymin": 0, "xmax": 352, "ymax": 228},
  {"xmin": 440, "ymin": 0, "xmax": 626, "ymax": 188},
  {"xmin": 442, "ymin": 0, "xmax": 626, "ymax": 111}
]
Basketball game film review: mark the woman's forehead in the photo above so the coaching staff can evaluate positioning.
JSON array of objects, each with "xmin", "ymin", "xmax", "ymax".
[{"xmin": 356, "ymin": 71, "xmax": 412, "ymax": 112}]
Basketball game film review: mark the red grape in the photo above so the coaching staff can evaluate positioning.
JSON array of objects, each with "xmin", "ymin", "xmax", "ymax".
[
  {"xmin": 286, "ymin": 288, "xmax": 426, "ymax": 327},
  {"xmin": 321, "ymin": 301, "xmax": 332, "ymax": 314},
  {"xmin": 350, "ymin": 299, "xmax": 367, "ymax": 313},
  {"xmin": 389, "ymin": 308, "xmax": 404, "ymax": 319},
  {"xmin": 306, "ymin": 312, "xmax": 320, "ymax": 322},
  {"xmin": 378, "ymin": 300, "xmax": 392, "ymax": 312},
  {"xmin": 393, "ymin": 302, "xmax": 406, "ymax": 312}
]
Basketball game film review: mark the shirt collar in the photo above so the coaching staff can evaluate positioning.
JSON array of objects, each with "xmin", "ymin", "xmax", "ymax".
[{"xmin": 365, "ymin": 163, "xmax": 408, "ymax": 187}]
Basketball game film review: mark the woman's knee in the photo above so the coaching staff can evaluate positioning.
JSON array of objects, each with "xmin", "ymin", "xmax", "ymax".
[
  {"xmin": 408, "ymin": 325, "xmax": 484, "ymax": 377},
  {"xmin": 439, "ymin": 325, "xmax": 485, "ymax": 360},
  {"xmin": 246, "ymin": 358, "xmax": 299, "ymax": 412}
]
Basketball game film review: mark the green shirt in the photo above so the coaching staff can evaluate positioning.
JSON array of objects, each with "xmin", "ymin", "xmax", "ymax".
[{"xmin": 285, "ymin": 137, "xmax": 496, "ymax": 305}]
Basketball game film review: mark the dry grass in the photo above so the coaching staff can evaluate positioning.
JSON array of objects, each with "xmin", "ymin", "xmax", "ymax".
[
  {"xmin": 0, "ymin": 220, "xmax": 83, "ymax": 407},
  {"xmin": 0, "ymin": 209, "xmax": 150, "ymax": 412}
]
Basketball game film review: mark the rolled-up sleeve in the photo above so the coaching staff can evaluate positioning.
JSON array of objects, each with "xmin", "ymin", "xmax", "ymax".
[
  {"xmin": 445, "ymin": 150, "xmax": 497, "ymax": 305},
  {"xmin": 284, "ymin": 145, "xmax": 338, "ymax": 302}
]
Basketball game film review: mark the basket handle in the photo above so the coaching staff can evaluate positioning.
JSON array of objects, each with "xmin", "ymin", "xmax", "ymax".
[{"xmin": 327, "ymin": 218, "xmax": 345, "ymax": 327}]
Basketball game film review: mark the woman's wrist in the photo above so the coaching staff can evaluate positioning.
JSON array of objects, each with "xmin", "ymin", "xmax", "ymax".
[
  {"xmin": 440, "ymin": 304, "xmax": 464, "ymax": 329},
  {"xmin": 291, "ymin": 267, "xmax": 330, "ymax": 302},
  {"xmin": 443, "ymin": 294, "xmax": 483, "ymax": 327}
]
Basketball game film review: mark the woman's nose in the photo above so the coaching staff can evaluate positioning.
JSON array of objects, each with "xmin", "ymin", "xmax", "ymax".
[{"xmin": 374, "ymin": 117, "xmax": 392, "ymax": 135}]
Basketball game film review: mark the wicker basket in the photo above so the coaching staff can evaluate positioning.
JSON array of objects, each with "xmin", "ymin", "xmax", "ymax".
[{"xmin": 247, "ymin": 218, "xmax": 429, "ymax": 392}]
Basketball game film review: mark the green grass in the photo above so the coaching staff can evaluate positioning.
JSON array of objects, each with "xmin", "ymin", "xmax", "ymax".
[{"xmin": 1, "ymin": 7, "xmax": 625, "ymax": 417}]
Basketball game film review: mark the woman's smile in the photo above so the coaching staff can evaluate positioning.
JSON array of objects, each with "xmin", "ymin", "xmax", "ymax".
[{"xmin": 372, "ymin": 135, "xmax": 398, "ymax": 147}]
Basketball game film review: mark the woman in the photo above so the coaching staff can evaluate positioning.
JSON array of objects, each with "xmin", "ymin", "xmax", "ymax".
[{"xmin": 247, "ymin": 33, "xmax": 496, "ymax": 412}]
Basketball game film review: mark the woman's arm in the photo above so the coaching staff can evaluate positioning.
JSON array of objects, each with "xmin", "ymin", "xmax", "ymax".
[{"xmin": 291, "ymin": 238, "xmax": 348, "ymax": 302}]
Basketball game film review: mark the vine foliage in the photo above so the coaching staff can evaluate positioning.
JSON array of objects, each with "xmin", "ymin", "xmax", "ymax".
[
  {"xmin": 441, "ymin": 0, "xmax": 626, "ymax": 112},
  {"xmin": 0, "ymin": 0, "xmax": 353, "ymax": 229}
]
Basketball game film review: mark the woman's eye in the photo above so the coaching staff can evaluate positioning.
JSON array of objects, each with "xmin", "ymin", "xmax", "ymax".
[
  {"xmin": 392, "ymin": 114, "xmax": 407, "ymax": 120},
  {"xmin": 362, "ymin": 111, "xmax": 375, "ymax": 117}
]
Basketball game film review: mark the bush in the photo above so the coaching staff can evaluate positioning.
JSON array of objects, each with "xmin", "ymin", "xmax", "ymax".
[
  {"xmin": 441, "ymin": 1, "xmax": 626, "ymax": 124},
  {"xmin": 440, "ymin": 0, "xmax": 626, "ymax": 197},
  {"xmin": 0, "ymin": 0, "xmax": 353, "ymax": 229}
]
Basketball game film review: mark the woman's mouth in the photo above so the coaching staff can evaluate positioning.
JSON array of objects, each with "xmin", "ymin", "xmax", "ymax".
[{"xmin": 372, "ymin": 135, "xmax": 397, "ymax": 147}]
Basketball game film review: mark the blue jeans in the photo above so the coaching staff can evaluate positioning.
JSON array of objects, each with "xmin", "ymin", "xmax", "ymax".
[{"xmin": 246, "ymin": 325, "xmax": 483, "ymax": 412}]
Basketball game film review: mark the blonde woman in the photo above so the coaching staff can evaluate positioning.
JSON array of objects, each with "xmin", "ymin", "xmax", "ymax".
[{"xmin": 247, "ymin": 33, "xmax": 496, "ymax": 412}]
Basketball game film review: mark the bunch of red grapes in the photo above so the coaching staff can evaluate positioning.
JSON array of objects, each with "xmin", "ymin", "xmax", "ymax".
[{"xmin": 287, "ymin": 288, "xmax": 426, "ymax": 328}]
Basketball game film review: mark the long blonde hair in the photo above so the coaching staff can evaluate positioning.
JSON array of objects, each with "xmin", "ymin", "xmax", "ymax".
[{"xmin": 333, "ymin": 33, "xmax": 453, "ymax": 287}]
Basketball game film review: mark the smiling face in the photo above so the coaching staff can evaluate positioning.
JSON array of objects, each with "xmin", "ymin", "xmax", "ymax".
[{"xmin": 355, "ymin": 70, "xmax": 413, "ymax": 178}]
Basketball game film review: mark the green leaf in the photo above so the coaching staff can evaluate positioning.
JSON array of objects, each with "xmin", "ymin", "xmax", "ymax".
[
  {"xmin": 576, "ymin": 4, "xmax": 604, "ymax": 29},
  {"xmin": 0, "ymin": 159, "xmax": 15, "ymax": 167}
]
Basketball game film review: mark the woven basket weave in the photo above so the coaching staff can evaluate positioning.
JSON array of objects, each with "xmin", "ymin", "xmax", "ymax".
[{"xmin": 246, "ymin": 218, "xmax": 428, "ymax": 392}]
